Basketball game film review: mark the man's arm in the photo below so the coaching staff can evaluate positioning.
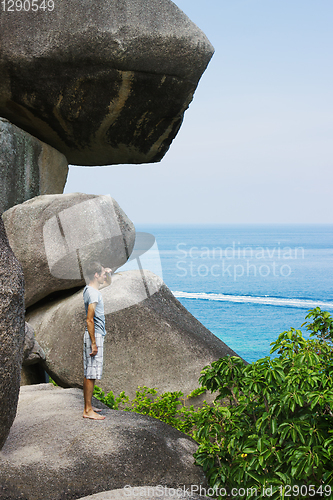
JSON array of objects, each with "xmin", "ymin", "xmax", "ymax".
[
  {"xmin": 86, "ymin": 302, "xmax": 98, "ymax": 356},
  {"xmin": 101, "ymin": 267, "xmax": 112, "ymax": 288}
]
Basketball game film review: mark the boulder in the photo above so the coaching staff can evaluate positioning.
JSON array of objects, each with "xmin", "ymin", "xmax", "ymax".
[
  {"xmin": 0, "ymin": 0, "xmax": 214, "ymax": 165},
  {"xmin": 21, "ymin": 322, "xmax": 48, "ymax": 386},
  {"xmin": 22, "ymin": 322, "xmax": 45, "ymax": 366},
  {"xmin": 2, "ymin": 193, "xmax": 135, "ymax": 307},
  {"xmin": 0, "ymin": 117, "xmax": 68, "ymax": 213},
  {"xmin": 0, "ymin": 217, "xmax": 25, "ymax": 450},
  {"xmin": 0, "ymin": 384, "xmax": 207, "ymax": 500},
  {"xmin": 78, "ymin": 487, "xmax": 210, "ymax": 500},
  {"xmin": 26, "ymin": 270, "xmax": 241, "ymax": 399}
]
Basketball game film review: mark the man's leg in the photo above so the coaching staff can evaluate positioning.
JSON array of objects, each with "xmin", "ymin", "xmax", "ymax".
[
  {"xmin": 83, "ymin": 330, "xmax": 105, "ymax": 420},
  {"xmin": 83, "ymin": 377, "xmax": 105, "ymax": 419},
  {"xmin": 83, "ymin": 376, "xmax": 95, "ymax": 411}
]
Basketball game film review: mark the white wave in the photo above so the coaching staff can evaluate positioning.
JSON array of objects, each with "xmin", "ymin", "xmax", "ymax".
[{"xmin": 172, "ymin": 291, "xmax": 333, "ymax": 310}]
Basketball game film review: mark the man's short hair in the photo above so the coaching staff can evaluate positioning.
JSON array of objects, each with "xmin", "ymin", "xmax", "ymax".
[{"xmin": 84, "ymin": 261, "xmax": 103, "ymax": 282}]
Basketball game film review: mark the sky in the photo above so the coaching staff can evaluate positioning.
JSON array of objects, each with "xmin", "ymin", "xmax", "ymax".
[{"xmin": 64, "ymin": 0, "xmax": 333, "ymax": 225}]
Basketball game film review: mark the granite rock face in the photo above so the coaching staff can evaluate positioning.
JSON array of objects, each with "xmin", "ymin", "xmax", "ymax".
[
  {"xmin": 0, "ymin": 384, "xmax": 207, "ymax": 500},
  {"xmin": 21, "ymin": 320, "xmax": 48, "ymax": 386},
  {"xmin": 22, "ymin": 322, "xmax": 45, "ymax": 366},
  {"xmin": 0, "ymin": 0, "xmax": 214, "ymax": 165},
  {"xmin": 26, "ymin": 270, "xmax": 241, "ymax": 398},
  {"xmin": 2, "ymin": 193, "xmax": 135, "ymax": 307},
  {"xmin": 0, "ymin": 118, "xmax": 68, "ymax": 213},
  {"xmin": 0, "ymin": 217, "xmax": 25, "ymax": 450}
]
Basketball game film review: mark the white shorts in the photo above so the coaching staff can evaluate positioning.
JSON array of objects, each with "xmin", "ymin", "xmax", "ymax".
[{"xmin": 83, "ymin": 330, "xmax": 104, "ymax": 380}]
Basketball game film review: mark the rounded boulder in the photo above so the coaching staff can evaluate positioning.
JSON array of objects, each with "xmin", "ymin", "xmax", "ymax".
[
  {"xmin": 2, "ymin": 193, "xmax": 135, "ymax": 307},
  {"xmin": 26, "ymin": 270, "xmax": 241, "ymax": 399},
  {"xmin": 0, "ymin": 384, "xmax": 207, "ymax": 500},
  {"xmin": 0, "ymin": 0, "xmax": 214, "ymax": 165}
]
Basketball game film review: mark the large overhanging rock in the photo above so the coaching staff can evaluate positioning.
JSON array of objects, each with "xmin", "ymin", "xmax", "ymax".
[
  {"xmin": 2, "ymin": 193, "xmax": 135, "ymax": 308},
  {"xmin": 0, "ymin": 384, "xmax": 207, "ymax": 500},
  {"xmin": 0, "ymin": 217, "xmax": 25, "ymax": 450},
  {"xmin": 0, "ymin": 0, "xmax": 214, "ymax": 165},
  {"xmin": 26, "ymin": 270, "xmax": 242, "ymax": 399},
  {"xmin": 0, "ymin": 118, "xmax": 68, "ymax": 213}
]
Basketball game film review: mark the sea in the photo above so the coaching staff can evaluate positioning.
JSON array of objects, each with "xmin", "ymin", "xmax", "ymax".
[{"xmin": 121, "ymin": 224, "xmax": 333, "ymax": 364}]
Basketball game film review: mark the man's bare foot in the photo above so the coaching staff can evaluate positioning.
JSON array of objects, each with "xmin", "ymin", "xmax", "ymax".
[
  {"xmin": 83, "ymin": 409, "xmax": 105, "ymax": 420},
  {"xmin": 92, "ymin": 406, "xmax": 102, "ymax": 412}
]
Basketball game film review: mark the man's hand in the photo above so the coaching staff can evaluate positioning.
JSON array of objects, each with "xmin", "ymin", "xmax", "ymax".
[
  {"xmin": 102, "ymin": 267, "xmax": 112, "ymax": 286},
  {"xmin": 90, "ymin": 342, "xmax": 98, "ymax": 357}
]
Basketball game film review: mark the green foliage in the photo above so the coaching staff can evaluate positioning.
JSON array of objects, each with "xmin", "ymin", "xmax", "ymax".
[
  {"xmin": 193, "ymin": 308, "xmax": 333, "ymax": 499},
  {"xmin": 187, "ymin": 386, "xmax": 207, "ymax": 398},
  {"xmin": 93, "ymin": 386, "xmax": 129, "ymax": 410},
  {"xmin": 49, "ymin": 376, "xmax": 58, "ymax": 386},
  {"xmin": 303, "ymin": 306, "xmax": 333, "ymax": 346},
  {"xmin": 93, "ymin": 384, "xmax": 206, "ymax": 436}
]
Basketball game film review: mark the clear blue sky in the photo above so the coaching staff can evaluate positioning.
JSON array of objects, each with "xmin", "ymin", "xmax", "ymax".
[{"xmin": 64, "ymin": 0, "xmax": 333, "ymax": 225}]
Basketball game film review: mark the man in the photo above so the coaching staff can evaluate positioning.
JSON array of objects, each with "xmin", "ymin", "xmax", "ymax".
[{"xmin": 82, "ymin": 261, "xmax": 111, "ymax": 420}]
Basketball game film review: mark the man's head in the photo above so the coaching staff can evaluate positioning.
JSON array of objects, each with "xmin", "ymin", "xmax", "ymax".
[{"xmin": 84, "ymin": 261, "xmax": 106, "ymax": 285}]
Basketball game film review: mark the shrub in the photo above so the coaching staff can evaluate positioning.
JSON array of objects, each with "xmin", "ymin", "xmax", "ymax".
[
  {"xmin": 93, "ymin": 384, "xmax": 207, "ymax": 436},
  {"xmin": 194, "ymin": 308, "xmax": 333, "ymax": 499}
]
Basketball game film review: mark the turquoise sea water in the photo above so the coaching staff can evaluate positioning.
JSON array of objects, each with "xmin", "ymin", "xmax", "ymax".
[{"xmin": 134, "ymin": 224, "xmax": 333, "ymax": 363}]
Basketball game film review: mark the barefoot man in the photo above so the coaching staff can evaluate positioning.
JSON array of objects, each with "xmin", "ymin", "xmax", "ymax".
[{"xmin": 82, "ymin": 261, "xmax": 111, "ymax": 420}]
